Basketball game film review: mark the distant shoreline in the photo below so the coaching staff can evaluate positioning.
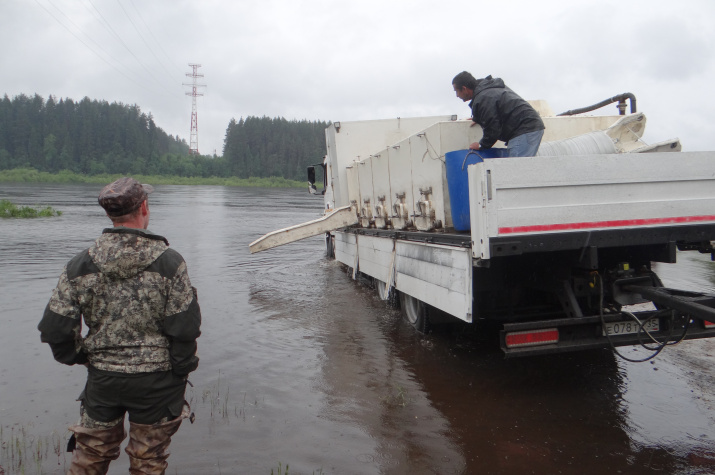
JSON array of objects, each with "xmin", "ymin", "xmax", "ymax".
[{"xmin": 0, "ymin": 168, "xmax": 307, "ymax": 188}]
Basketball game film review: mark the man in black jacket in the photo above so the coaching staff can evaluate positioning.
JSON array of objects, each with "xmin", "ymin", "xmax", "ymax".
[
  {"xmin": 452, "ymin": 71, "xmax": 545, "ymax": 157},
  {"xmin": 39, "ymin": 177, "xmax": 201, "ymax": 474}
]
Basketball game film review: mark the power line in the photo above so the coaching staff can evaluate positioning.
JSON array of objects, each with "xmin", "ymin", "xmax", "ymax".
[
  {"xmin": 127, "ymin": 0, "xmax": 184, "ymax": 77},
  {"xmin": 79, "ymin": 0, "xmax": 179, "ymax": 95},
  {"xmin": 116, "ymin": 0, "xmax": 178, "ymax": 85},
  {"xmin": 35, "ymin": 0, "xmax": 166, "ymax": 98},
  {"xmin": 83, "ymin": 0, "xmax": 168, "ymax": 91}
]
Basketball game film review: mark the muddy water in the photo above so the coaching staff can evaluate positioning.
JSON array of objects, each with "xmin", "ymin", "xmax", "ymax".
[{"xmin": 1, "ymin": 183, "xmax": 714, "ymax": 475}]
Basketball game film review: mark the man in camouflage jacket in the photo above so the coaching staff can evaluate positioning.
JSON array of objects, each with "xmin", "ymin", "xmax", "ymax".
[{"xmin": 38, "ymin": 177, "xmax": 201, "ymax": 474}]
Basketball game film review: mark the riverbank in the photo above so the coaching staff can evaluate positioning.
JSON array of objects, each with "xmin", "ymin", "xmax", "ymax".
[{"xmin": 0, "ymin": 168, "xmax": 306, "ymax": 188}]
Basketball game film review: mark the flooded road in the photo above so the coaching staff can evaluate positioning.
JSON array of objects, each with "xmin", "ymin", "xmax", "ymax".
[{"xmin": 1, "ymin": 183, "xmax": 714, "ymax": 474}]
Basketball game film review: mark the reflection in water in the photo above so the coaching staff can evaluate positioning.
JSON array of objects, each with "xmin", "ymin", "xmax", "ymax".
[
  {"xmin": 1, "ymin": 183, "xmax": 714, "ymax": 474},
  {"xmin": 253, "ymin": 271, "xmax": 468, "ymax": 474}
]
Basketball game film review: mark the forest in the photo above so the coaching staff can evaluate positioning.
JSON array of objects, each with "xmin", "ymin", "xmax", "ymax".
[
  {"xmin": 0, "ymin": 93, "xmax": 329, "ymax": 181},
  {"xmin": 223, "ymin": 116, "xmax": 329, "ymax": 180}
]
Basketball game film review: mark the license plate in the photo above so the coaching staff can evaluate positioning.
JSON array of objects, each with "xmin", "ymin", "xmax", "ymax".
[{"xmin": 603, "ymin": 319, "xmax": 659, "ymax": 336}]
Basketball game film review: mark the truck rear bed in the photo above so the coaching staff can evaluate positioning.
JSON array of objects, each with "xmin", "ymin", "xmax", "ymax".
[{"xmin": 468, "ymin": 151, "xmax": 715, "ymax": 261}]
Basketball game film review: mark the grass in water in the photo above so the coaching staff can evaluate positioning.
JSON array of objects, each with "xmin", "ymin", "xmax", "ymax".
[
  {"xmin": 0, "ymin": 199, "xmax": 62, "ymax": 218},
  {"xmin": 382, "ymin": 385, "xmax": 411, "ymax": 407},
  {"xmin": 269, "ymin": 463, "xmax": 324, "ymax": 475},
  {"xmin": 0, "ymin": 424, "xmax": 69, "ymax": 474},
  {"xmin": 270, "ymin": 462, "xmax": 290, "ymax": 475}
]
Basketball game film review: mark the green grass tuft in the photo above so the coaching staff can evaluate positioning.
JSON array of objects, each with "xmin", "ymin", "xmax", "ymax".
[{"xmin": 0, "ymin": 199, "xmax": 62, "ymax": 218}]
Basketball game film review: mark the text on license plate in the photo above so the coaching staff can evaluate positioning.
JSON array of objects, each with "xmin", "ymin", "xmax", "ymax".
[{"xmin": 603, "ymin": 319, "xmax": 659, "ymax": 336}]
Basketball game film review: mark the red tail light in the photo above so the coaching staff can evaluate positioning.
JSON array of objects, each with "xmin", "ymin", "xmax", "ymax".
[
  {"xmin": 505, "ymin": 328, "xmax": 559, "ymax": 348},
  {"xmin": 704, "ymin": 320, "xmax": 715, "ymax": 329}
]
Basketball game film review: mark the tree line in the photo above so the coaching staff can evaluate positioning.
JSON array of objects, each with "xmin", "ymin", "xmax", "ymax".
[
  {"xmin": 0, "ymin": 93, "xmax": 329, "ymax": 181},
  {"xmin": 222, "ymin": 116, "xmax": 329, "ymax": 180}
]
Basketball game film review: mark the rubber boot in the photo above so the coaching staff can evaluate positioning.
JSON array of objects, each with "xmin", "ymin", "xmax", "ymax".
[
  {"xmin": 67, "ymin": 421, "xmax": 126, "ymax": 475},
  {"xmin": 124, "ymin": 416, "xmax": 184, "ymax": 475}
]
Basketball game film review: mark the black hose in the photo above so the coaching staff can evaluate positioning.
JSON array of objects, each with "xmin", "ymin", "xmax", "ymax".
[
  {"xmin": 558, "ymin": 93, "xmax": 637, "ymax": 116},
  {"xmin": 597, "ymin": 274, "xmax": 689, "ymax": 363}
]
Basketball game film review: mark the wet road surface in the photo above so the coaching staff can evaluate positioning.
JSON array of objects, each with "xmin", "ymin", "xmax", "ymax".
[{"xmin": 0, "ymin": 183, "xmax": 713, "ymax": 474}]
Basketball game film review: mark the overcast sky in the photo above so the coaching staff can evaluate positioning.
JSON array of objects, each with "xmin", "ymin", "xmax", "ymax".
[{"xmin": 2, "ymin": 0, "xmax": 714, "ymax": 156}]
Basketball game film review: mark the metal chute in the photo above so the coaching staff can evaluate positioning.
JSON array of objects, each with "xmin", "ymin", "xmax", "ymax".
[{"xmin": 249, "ymin": 205, "xmax": 358, "ymax": 253}]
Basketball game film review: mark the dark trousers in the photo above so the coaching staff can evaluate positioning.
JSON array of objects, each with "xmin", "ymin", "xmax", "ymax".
[{"xmin": 80, "ymin": 367, "xmax": 187, "ymax": 425}]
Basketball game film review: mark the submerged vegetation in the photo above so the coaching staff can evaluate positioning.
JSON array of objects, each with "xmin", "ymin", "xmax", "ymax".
[
  {"xmin": 269, "ymin": 462, "xmax": 324, "ymax": 475},
  {"xmin": 0, "ymin": 199, "xmax": 61, "ymax": 218},
  {"xmin": 0, "ymin": 424, "xmax": 67, "ymax": 474},
  {"xmin": 382, "ymin": 385, "xmax": 411, "ymax": 407},
  {"xmin": 0, "ymin": 168, "xmax": 306, "ymax": 188}
]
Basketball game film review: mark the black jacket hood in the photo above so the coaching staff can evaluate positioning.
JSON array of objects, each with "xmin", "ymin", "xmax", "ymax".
[{"xmin": 470, "ymin": 75, "xmax": 506, "ymax": 106}]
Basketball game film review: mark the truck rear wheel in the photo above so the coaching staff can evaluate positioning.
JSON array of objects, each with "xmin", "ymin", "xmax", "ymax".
[{"xmin": 400, "ymin": 292, "xmax": 430, "ymax": 333}]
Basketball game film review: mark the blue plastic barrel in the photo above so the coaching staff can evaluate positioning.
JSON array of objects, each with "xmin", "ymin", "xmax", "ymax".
[{"xmin": 445, "ymin": 148, "xmax": 503, "ymax": 231}]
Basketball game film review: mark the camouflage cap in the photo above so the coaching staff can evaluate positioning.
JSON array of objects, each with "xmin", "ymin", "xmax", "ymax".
[{"xmin": 98, "ymin": 177, "xmax": 154, "ymax": 217}]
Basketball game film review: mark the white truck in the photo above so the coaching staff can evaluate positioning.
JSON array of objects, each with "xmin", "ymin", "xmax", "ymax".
[{"xmin": 250, "ymin": 95, "xmax": 715, "ymax": 358}]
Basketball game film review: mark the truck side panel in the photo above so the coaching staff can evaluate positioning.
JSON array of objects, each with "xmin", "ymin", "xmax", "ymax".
[
  {"xmin": 469, "ymin": 152, "xmax": 715, "ymax": 260},
  {"xmin": 395, "ymin": 241, "xmax": 473, "ymax": 322},
  {"xmin": 334, "ymin": 231, "xmax": 473, "ymax": 322},
  {"xmin": 356, "ymin": 234, "xmax": 394, "ymax": 284},
  {"xmin": 335, "ymin": 231, "xmax": 357, "ymax": 271}
]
